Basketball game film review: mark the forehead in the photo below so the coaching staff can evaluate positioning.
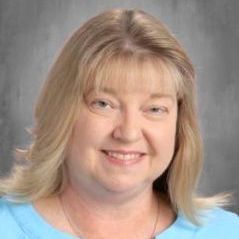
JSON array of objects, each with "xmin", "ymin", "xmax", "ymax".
[{"xmin": 83, "ymin": 54, "xmax": 178, "ymax": 96}]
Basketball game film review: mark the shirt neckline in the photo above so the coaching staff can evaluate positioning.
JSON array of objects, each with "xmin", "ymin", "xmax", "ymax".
[{"xmin": 6, "ymin": 198, "xmax": 197, "ymax": 239}]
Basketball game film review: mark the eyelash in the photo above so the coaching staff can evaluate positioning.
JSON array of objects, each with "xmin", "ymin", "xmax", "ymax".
[
  {"xmin": 147, "ymin": 106, "xmax": 169, "ymax": 114},
  {"xmin": 91, "ymin": 99, "xmax": 113, "ymax": 109}
]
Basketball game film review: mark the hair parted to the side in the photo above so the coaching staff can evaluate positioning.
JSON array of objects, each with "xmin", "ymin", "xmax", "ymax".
[{"xmin": 0, "ymin": 8, "xmax": 230, "ymax": 225}]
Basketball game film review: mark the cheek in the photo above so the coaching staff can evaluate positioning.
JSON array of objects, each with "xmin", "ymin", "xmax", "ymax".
[
  {"xmin": 150, "ymin": 121, "xmax": 177, "ymax": 158},
  {"xmin": 73, "ymin": 112, "xmax": 111, "ymax": 140},
  {"xmin": 69, "ymin": 112, "xmax": 114, "ymax": 158}
]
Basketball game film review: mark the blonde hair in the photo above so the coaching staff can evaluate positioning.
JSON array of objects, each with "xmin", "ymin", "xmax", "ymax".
[{"xmin": 0, "ymin": 8, "xmax": 230, "ymax": 224}]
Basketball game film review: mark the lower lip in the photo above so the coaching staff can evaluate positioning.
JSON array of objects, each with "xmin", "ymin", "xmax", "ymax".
[{"xmin": 102, "ymin": 151, "xmax": 145, "ymax": 166}]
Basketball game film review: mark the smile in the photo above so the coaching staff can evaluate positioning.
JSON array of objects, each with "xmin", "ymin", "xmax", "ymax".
[{"xmin": 103, "ymin": 151, "xmax": 142, "ymax": 160}]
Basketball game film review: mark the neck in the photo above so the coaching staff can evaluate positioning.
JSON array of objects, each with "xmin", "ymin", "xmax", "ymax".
[
  {"xmin": 58, "ymin": 181, "xmax": 164, "ymax": 239},
  {"xmin": 60, "ymin": 181, "xmax": 158, "ymax": 223}
]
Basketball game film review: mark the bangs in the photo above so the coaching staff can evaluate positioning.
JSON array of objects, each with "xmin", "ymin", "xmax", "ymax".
[{"xmin": 79, "ymin": 52, "xmax": 183, "ymax": 98}]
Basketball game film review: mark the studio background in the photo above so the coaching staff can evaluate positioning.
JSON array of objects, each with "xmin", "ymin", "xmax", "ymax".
[{"xmin": 0, "ymin": 0, "xmax": 238, "ymax": 213}]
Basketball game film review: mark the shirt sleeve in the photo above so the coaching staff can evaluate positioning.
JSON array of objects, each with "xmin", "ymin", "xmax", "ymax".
[
  {"xmin": 194, "ymin": 208, "xmax": 239, "ymax": 239},
  {"xmin": 0, "ymin": 198, "xmax": 27, "ymax": 239}
]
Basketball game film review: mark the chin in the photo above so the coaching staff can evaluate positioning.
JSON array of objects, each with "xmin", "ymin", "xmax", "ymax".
[{"xmin": 95, "ymin": 176, "xmax": 152, "ymax": 196}]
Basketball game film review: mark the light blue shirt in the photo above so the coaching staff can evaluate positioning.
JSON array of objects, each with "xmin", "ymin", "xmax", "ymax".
[{"xmin": 0, "ymin": 197, "xmax": 239, "ymax": 238}]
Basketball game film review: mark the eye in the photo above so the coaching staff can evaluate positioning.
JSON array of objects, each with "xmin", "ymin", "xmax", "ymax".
[
  {"xmin": 91, "ymin": 99, "xmax": 112, "ymax": 109},
  {"xmin": 147, "ymin": 106, "xmax": 169, "ymax": 115}
]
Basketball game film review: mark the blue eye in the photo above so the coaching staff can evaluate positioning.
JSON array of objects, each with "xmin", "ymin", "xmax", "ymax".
[
  {"xmin": 148, "ymin": 106, "xmax": 168, "ymax": 114},
  {"xmin": 91, "ymin": 99, "xmax": 111, "ymax": 109}
]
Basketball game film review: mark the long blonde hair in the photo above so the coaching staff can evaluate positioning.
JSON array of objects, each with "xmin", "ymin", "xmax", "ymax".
[{"xmin": 0, "ymin": 8, "xmax": 229, "ymax": 224}]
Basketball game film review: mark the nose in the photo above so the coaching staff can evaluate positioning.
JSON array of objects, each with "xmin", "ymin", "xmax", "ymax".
[{"xmin": 112, "ymin": 108, "xmax": 142, "ymax": 143}]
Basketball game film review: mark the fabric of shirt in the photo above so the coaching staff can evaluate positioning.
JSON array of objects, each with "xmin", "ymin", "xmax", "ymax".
[{"xmin": 0, "ymin": 197, "xmax": 239, "ymax": 239}]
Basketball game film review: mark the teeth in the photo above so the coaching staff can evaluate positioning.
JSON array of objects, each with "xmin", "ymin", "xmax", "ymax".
[{"xmin": 106, "ymin": 151, "xmax": 141, "ymax": 160}]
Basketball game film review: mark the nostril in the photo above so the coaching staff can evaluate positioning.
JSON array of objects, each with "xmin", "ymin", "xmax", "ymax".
[{"xmin": 101, "ymin": 150, "xmax": 108, "ymax": 155}]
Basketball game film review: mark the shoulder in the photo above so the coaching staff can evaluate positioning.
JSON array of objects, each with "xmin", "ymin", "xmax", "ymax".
[
  {"xmin": 0, "ymin": 196, "xmax": 75, "ymax": 239},
  {"xmin": 0, "ymin": 197, "xmax": 28, "ymax": 239},
  {"xmin": 194, "ymin": 207, "xmax": 239, "ymax": 238}
]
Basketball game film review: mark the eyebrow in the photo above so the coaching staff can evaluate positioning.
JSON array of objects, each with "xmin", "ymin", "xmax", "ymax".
[
  {"xmin": 88, "ymin": 87, "xmax": 176, "ymax": 102},
  {"xmin": 149, "ymin": 92, "xmax": 175, "ymax": 101}
]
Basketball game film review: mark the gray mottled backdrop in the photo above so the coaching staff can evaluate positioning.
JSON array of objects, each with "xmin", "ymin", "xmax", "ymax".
[{"xmin": 0, "ymin": 0, "xmax": 238, "ymax": 212}]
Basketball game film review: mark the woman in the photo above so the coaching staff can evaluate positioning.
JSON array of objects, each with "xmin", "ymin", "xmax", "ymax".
[{"xmin": 0, "ymin": 8, "xmax": 238, "ymax": 239}]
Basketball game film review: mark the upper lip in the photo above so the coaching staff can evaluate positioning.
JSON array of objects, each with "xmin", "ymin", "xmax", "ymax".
[{"xmin": 102, "ymin": 149, "xmax": 146, "ymax": 155}]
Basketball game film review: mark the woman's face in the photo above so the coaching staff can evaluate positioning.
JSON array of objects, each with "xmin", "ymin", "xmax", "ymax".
[{"xmin": 66, "ymin": 63, "xmax": 178, "ymax": 196}]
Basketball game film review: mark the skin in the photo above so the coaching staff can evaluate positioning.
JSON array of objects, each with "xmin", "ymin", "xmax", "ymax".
[
  {"xmin": 66, "ymin": 85, "xmax": 177, "ymax": 202},
  {"xmin": 34, "ymin": 63, "xmax": 178, "ymax": 239}
]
